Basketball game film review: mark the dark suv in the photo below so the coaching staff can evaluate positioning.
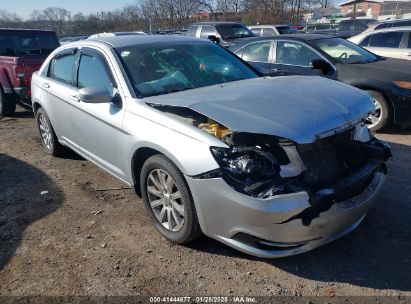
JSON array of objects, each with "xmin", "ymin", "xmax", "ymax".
[
  {"xmin": 0, "ymin": 29, "xmax": 59, "ymax": 116},
  {"xmin": 337, "ymin": 19, "xmax": 375, "ymax": 38},
  {"xmin": 186, "ymin": 22, "xmax": 256, "ymax": 47}
]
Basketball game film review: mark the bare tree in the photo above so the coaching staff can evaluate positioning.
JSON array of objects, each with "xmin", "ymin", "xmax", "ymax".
[
  {"xmin": 43, "ymin": 7, "xmax": 71, "ymax": 34},
  {"xmin": 0, "ymin": 9, "xmax": 21, "ymax": 27}
]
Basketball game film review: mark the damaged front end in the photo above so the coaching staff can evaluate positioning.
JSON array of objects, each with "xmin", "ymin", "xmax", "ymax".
[{"xmin": 151, "ymin": 103, "xmax": 391, "ymax": 226}]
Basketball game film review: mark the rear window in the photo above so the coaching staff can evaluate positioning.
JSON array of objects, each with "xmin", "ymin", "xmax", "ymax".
[{"xmin": 0, "ymin": 33, "xmax": 59, "ymax": 57}]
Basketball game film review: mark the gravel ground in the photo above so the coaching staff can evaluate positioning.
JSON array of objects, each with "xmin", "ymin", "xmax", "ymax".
[{"xmin": 0, "ymin": 105, "xmax": 410, "ymax": 299}]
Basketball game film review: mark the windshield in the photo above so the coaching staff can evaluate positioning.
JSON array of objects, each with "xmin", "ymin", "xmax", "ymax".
[
  {"xmin": 215, "ymin": 24, "xmax": 256, "ymax": 39},
  {"xmin": 0, "ymin": 33, "xmax": 59, "ymax": 57},
  {"xmin": 117, "ymin": 42, "xmax": 258, "ymax": 97},
  {"xmin": 314, "ymin": 37, "xmax": 378, "ymax": 64}
]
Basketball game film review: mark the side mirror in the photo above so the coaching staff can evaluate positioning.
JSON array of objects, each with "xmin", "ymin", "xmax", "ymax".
[
  {"xmin": 310, "ymin": 59, "xmax": 332, "ymax": 75},
  {"xmin": 208, "ymin": 35, "xmax": 221, "ymax": 45},
  {"xmin": 79, "ymin": 86, "xmax": 111, "ymax": 103}
]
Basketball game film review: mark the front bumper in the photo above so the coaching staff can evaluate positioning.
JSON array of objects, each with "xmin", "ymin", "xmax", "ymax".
[{"xmin": 186, "ymin": 164, "xmax": 386, "ymax": 258}]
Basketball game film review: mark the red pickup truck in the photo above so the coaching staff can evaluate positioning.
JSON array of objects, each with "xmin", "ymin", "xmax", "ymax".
[{"xmin": 0, "ymin": 29, "xmax": 59, "ymax": 117}]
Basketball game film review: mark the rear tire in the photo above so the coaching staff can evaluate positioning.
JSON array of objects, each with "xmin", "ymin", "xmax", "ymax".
[
  {"xmin": 140, "ymin": 154, "xmax": 202, "ymax": 244},
  {"xmin": 0, "ymin": 86, "xmax": 16, "ymax": 117},
  {"xmin": 367, "ymin": 90, "xmax": 389, "ymax": 132},
  {"xmin": 35, "ymin": 107, "xmax": 67, "ymax": 156}
]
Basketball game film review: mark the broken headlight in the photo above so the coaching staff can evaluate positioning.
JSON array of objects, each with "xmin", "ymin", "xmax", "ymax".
[{"xmin": 210, "ymin": 146, "xmax": 283, "ymax": 197}]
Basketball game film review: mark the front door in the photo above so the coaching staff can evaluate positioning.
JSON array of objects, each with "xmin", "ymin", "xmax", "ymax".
[
  {"xmin": 272, "ymin": 40, "xmax": 325, "ymax": 76},
  {"xmin": 70, "ymin": 48, "xmax": 128, "ymax": 180}
]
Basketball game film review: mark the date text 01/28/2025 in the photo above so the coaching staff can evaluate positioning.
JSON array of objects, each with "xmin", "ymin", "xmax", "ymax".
[{"xmin": 149, "ymin": 296, "xmax": 257, "ymax": 303}]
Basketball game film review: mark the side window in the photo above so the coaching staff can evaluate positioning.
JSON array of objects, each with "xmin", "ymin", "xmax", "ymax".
[
  {"xmin": 250, "ymin": 28, "xmax": 262, "ymax": 36},
  {"xmin": 199, "ymin": 25, "xmax": 217, "ymax": 39},
  {"xmin": 394, "ymin": 21, "xmax": 411, "ymax": 27},
  {"xmin": 359, "ymin": 35, "xmax": 371, "ymax": 47},
  {"xmin": 186, "ymin": 26, "xmax": 199, "ymax": 37},
  {"xmin": 77, "ymin": 54, "xmax": 114, "ymax": 95},
  {"xmin": 262, "ymin": 28, "xmax": 275, "ymax": 37},
  {"xmin": 276, "ymin": 41, "xmax": 321, "ymax": 66},
  {"xmin": 369, "ymin": 32, "xmax": 404, "ymax": 48},
  {"xmin": 354, "ymin": 21, "xmax": 368, "ymax": 31},
  {"xmin": 408, "ymin": 34, "xmax": 411, "ymax": 48},
  {"xmin": 375, "ymin": 23, "xmax": 389, "ymax": 30},
  {"xmin": 339, "ymin": 21, "xmax": 352, "ymax": 31},
  {"xmin": 48, "ymin": 53, "xmax": 76, "ymax": 85},
  {"xmin": 241, "ymin": 41, "xmax": 272, "ymax": 63}
]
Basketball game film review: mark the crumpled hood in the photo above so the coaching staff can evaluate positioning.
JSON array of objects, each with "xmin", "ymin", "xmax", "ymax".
[{"xmin": 145, "ymin": 76, "xmax": 374, "ymax": 144}]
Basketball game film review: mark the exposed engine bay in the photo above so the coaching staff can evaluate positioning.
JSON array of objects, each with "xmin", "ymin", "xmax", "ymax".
[{"xmin": 151, "ymin": 104, "xmax": 391, "ymax": 222}]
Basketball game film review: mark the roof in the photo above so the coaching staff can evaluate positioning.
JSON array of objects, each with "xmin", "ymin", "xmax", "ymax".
[
  {"xmin": 272, "ymin": 33, "xmax": 336, "ymax": 40},
  {"xmin": 0, "ymin": 28, "xmax": 56, "ymax": 34},
  {"xmin": 339, "ymin": 0, "xmax": 409, "ymax": 6},
  {"xmin": 249, "ymin": 24, "xmax": 291, "ymax": 28},
  {"xmin": 87, "ymin": 34, "xmax": 205, "ymax": 48},
  {"xmin": 192, "ymin": 21, "xmax": 245, "ymax": 25}
]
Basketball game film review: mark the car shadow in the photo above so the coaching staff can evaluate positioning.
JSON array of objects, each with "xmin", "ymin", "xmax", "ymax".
[
  {"xmin": 0, "ymin": 154, "xmax": 64, "ymax": 270},
  {"xmin": 188, "ymin": 141, "xmax": 411, "ymax": 292}
]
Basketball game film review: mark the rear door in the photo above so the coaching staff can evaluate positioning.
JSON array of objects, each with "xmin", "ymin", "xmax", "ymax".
[
  {"xmin": 40, "ymin": 48, "xmax": 78, "ymax": 145},
  {"xmin": 365, "ymin": 31, "xmax": 405, "ymax": 59},
  {"xmin": 401, "ymin": 32, "xmax": 411, "ymax": 60},
  {"xmin": 235, "ymin": 40, "xmax": 274, "ymax": 74},
  {"xmin": 70, "ymin": 47, "xmax": 127, "ymax": 180}
]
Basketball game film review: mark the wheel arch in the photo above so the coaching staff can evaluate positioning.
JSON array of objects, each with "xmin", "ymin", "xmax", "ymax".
[
  {"xmin": 131, "ymin": 145, "xmax": 189, "ymax": 197},
  {"xmin": 32, "ymin": 101, "xmax": 42, "ymax": 115},
  {"xmin": 351, "ymin": 84, "xmax": 395, "ymax": 122}
]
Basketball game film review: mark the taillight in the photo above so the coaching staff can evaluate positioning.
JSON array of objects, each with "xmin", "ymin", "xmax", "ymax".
[{"xmin": 14, "ymin": 65, "xmax": 26, "ymax": 78}]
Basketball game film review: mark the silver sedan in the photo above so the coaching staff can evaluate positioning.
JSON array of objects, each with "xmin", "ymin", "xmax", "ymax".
[{"xmin": 31, "ymin": 35, "xmax": 391, "ymax": 257}]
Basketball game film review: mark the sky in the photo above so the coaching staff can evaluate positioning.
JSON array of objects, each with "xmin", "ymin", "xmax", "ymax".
[{"xmin": 2, "ymin": 0, "xmax": 136, "ymax": 19}]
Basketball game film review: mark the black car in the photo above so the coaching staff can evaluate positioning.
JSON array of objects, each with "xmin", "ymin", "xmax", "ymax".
[
  {"xmin": 186, "ymin": 22, "xmax": 256, "ymax": 48},
  {"xmin": 229, "ymin": 34, "xmax": 411, "ymax": 131},
  {"xmin": 337, "ymin": 19, "xmax": 375, "ymax": 38}
]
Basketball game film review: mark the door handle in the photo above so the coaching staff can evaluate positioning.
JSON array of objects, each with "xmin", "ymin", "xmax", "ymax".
[
  {"xmin": 69, "ymin": 94, "xmax": 80, "ymax": 102},
  {"xmin": 42, "ymin": 82, "xmax": 50, "ymax": 88}
]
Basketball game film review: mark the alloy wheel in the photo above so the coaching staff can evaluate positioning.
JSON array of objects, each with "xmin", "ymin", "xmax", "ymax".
[
  {"xmin": 146, "ymin": 169, "xmax": 185, "ymax": 232},
  {"xmin": 368, "ymin": 98, "xmax": 382, "ymax": 129},
  {"xmin": 39, "ymin": 114, "xmax": 53, "ymax": 150}
]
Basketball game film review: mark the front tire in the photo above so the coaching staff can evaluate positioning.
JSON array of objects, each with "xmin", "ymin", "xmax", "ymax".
[
  {"xmin": 0, "ymin": 86, "xmax": 16, "ymax": 117},
  {"xmin": 367, "ymin": 90, "xmax": 389, "ymax": 132},
  {"xmin": 35, "ymin": 108, "xmax": 66, "ymax": 156},
  {"xmin": 140, "ymin": 154, "xmax": 202, "ymax": 244}
]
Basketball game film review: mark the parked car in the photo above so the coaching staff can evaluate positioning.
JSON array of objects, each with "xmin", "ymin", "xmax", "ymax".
[
  {"xmin": 291, "ymin": 25, "xmax": 305, "ymax": 32},
  {"xmin": 229, "ymin": 34, "xmax": 411, "ymax": 131},
  {"xmin": 59, "ymin": 35, "xmax": 88, "ymax": 44},
  {"xmin": 364, "ymin": 18, "xmax": 411, "ymax": 32},
  {"xmin": 305, "ymin": 23, "xmax": 338, "ymax": 35},
  {"xmin": 348, "ymin": 27, "xmax": 411, "ymax": 60},
  {"xmin": 0, "ymin": 28, "xmax": 59, "ymax": 117},
  {"xmin": 186, "ymin": 22, "xmax": 256, "ymax": 47},
  {"xmin": 249, "ymin": 25, "xmax": 297, "ymax": 37},
  {"xmin": 87, "ymin": 31, "xmax": 146, "ymax": 39},
  {"xmin": 337, "ymin": 18, "xmax": 375, "ymax": 38},
  {"xmin": 31, "ymin": 35, "xmax": 391, "ymax": 258}
]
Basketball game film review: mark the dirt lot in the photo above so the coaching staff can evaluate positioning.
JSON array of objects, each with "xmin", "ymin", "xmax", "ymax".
[{"xmin": 0, "ymin": 105, "xmax": 411, "ymax": 299}]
